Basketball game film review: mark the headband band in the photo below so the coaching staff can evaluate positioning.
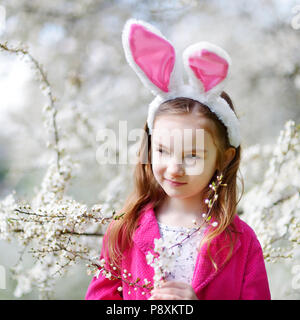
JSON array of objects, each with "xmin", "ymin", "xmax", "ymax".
[{"xmin": 122, "ymin": 18, "xmax": 241, "ymax": 148}]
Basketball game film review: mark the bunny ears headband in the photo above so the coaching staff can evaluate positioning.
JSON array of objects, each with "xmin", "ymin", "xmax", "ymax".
[{"xmin": 122, "ymin": 19, "xmax": 241, "ymax": 148}]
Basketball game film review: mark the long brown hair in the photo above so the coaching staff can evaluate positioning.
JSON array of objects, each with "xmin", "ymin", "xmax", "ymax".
[{"xmin": 104, "ymin": 91, "xmax": 243, "ymax": 273}]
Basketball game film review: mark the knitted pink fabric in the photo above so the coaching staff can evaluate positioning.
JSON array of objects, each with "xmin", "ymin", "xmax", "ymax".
[{"xmin": 85, "ymin": 203, "xmax": 271, "ymax": 300}]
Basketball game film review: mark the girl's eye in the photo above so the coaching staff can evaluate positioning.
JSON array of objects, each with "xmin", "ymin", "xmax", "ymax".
[
  {"xmin": 158, "ymin": 148, "xmax": 167, "ymax": 154},
  {"xmin": 185, "ymin": 154, "xmax": 200, "ymax": 159},
  {"xmin": 184, "ymin": 154, "xmax": 202, "ymax": 165}
]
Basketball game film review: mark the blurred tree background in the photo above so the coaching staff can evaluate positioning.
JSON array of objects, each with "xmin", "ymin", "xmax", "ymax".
[{"xmin": 0, "ymin": 0, "xmax": 299, "ymax": 299}]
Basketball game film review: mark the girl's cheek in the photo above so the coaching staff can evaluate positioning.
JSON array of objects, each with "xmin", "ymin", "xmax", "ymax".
[
  {"xmin": 153, "ymin": 164, "xmax": 164, "ymax": 177},
  {"xmin": 152, "ymin": 155, "xmax": 166, "ymax": 169},
  {"xmin": 184, "ymin": 161, "xmax": 204, "ymax": 176}
]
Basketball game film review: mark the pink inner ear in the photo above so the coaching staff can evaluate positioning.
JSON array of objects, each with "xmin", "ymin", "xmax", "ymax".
[
  {"xmin": 129, "ymin": 24, "xmax": 175, "ymax": 93},
  {"xmin": 188, "ymin": 49, "xmax": 228, "ymax": 92}
]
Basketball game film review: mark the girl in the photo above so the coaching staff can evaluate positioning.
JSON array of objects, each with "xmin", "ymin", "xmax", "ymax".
[{"xmin": 85, "ymin": 19, "xmax": 271, "ymax": 300}]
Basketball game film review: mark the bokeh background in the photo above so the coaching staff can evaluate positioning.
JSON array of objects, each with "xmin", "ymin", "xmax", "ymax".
[{"xmin": 0, "ymin": 0, "xmax": 300, "ymax": 299}]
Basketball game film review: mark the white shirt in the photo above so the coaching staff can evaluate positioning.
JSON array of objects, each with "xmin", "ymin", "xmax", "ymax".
[{"xmin": 157, "ymin": 221, "xmax": 205, "ymax": 285}]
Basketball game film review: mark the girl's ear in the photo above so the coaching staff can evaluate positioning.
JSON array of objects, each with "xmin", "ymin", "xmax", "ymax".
[
  {"xmin": 223, "ymin": 147, "xmax": 236, "ymax": 169},
  {"xmin": 183, "ymin": 42, "xmax": 231, "ymax": 99},
  {"xmin": 122, "ymin": 19, "xmax": 181, "ymax": 97}
]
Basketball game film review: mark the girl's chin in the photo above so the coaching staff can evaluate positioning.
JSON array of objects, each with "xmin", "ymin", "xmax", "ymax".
[{"xmin": 164, "ymin": 187, "xmax": 189, "ymax": 197}]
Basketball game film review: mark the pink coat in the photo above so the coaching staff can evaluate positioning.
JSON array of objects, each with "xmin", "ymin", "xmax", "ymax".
[{"xmin": 85, "ymin": 203, "xmax": 271, "ymax": 300}]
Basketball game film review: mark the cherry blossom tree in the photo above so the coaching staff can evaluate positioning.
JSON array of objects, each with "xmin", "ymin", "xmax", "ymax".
[{"xmin": 0, "ymin": 0, "xmax": 299, "ymax": 299}]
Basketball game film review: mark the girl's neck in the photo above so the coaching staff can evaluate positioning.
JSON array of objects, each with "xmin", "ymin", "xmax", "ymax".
[{"xmin": 156, "ymin": 196, "xmax": 206, "ymax": 227}]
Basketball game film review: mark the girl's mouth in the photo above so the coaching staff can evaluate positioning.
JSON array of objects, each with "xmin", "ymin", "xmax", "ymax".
[{"xmin": 165, "ymin": 178, "xmax": 187, "ymax": 186}]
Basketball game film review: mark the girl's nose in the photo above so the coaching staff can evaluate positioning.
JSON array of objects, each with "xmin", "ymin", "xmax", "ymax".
[{"xmin": 166, "ymin": 157, "xmax": 185, "ymax": 176}]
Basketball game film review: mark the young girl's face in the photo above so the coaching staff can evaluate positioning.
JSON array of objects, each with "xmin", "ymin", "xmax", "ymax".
[{"xmin": 151, "ymin": 113, "xmax": 218, "ymax": 200}]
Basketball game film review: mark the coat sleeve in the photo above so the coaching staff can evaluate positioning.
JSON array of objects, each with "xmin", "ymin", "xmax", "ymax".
[
  {"xmin": 240, "ymin": 236, "xmax": 271, "ymax": 300},
  {"xmin": 85, "ymin": 227, "xmax": 123, "ymax": 300}
]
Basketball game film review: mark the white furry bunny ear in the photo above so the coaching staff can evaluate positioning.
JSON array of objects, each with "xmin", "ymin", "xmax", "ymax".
[
  {"xmin": 183, "ymin": 42, "xmax": 231, "ymax": 98},
  {"xmin": 122, "ymin": 19, "xmax": 179, "ymax": 97}
]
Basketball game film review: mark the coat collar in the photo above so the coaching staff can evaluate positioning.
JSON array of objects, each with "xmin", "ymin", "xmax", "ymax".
[
  {"xmin": 132, "ymin": 203, "xmax": 161, "ymax": 254},
  {"xmin": 133, "ymin": 202, "xmax": 243, "ymax": 291}
]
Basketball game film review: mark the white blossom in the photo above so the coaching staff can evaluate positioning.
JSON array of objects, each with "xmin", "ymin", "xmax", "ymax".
[{"xmin": 0, "ymin": 4, "xmax": 300, "ymax": 299}]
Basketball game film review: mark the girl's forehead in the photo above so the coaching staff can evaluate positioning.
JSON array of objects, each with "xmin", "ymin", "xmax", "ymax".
[
  {"xmin": 153, "ymin": 114, "xmax": 216, "ymax": 138},
  {"xmin": 153, "ymin": 113, "xmax": 215, "ymax": 131},
  {"xmin": 152, "ymin": 114, "xmax": 216, "ymax": 149}
]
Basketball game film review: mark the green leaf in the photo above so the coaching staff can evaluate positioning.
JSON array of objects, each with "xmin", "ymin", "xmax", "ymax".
[{"xmin": 113, "ymin": 212, "xmax": 126, "ymax": 220}]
